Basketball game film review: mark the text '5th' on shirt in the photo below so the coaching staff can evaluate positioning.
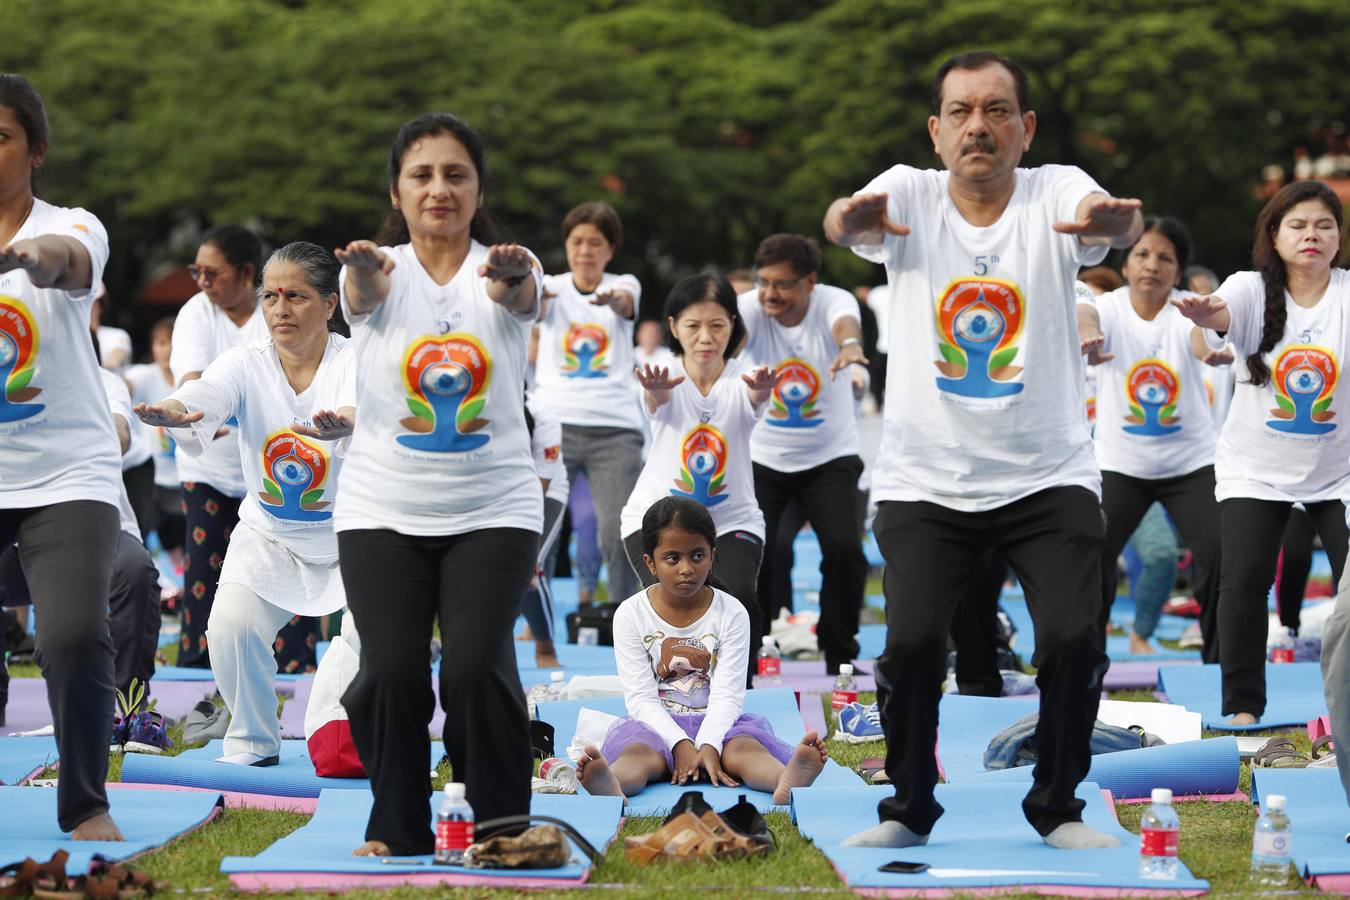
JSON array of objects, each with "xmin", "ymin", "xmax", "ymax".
[
  {"xmin": 1212, "ymin": 268, "xmax": 1350, "ymax": 503},
  {"xmin": 738, "ymin": 284, "xmax": 862, "ymax": 472},
  {"xmin": 619, "ymin": 356, "xmax": 766, "ymax": 540},
  {"xmin": 0, "ymin": 199, "xmax": 122, "ymax": 512},
  {"xmin": 336, "ymin": 240, "xmax": 543, "ymax": 537},
  {"xmin": 851, "ymin": 164, "xmax": 1110, "ymax": 512},
  {"xmin": 533, "ymin": 272, "xmax": 643, "ymax": 432},
  {"xmin": 169, "ymin": 291, "xmax": 268, "ymax": 497},
  {"xmin": 1090, "ymin": 287, "xmax": 1217, "ymax": 479}
]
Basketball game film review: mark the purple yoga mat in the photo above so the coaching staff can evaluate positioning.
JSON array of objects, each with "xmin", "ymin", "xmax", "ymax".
[
  {"xmin": 1102, "ymin": 660, "xmax": 1200, "ymax": 691},
  {"xmin": 5, "ymin": 678, "xmax": 255, "ymax": 736}
]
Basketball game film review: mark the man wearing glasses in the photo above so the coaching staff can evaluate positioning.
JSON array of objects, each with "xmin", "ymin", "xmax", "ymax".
[{"xmin": 736, "ymin": 233, "xmax": 869, "ymax": 675}]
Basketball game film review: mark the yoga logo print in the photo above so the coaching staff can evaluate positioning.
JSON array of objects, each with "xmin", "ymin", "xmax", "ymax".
[
  {"xmin": 671, "ymin": 423, "xmax": 729, "ymax": 507},
  {"xmin": 560, "ymin": 322, "xmax": 609, "ymax": 378},
  {"xmin": 1123, "ymin": 359, "xmax": 1182, "ymax": 436},
  {"xmin": 398, "ymin": 333, "xmax": 492, "ymax": 452},
  {"xmin": 1268, "ymin": 345, "xmax": 1337, "ymax": 435},
  {"xmin": 258, "ymin": 430, "xmax": 332, "ymax": 522},
  {"xmin": 767, "ymin": 358, "xmax": 823, "ymax": 428},
  {"xmin": 0, "ymin": 297, "xmax": 43, "ymax": 423},
  {"xmin": 933, "ymin": 278, "xmax": 1025, "ymax": 399}
]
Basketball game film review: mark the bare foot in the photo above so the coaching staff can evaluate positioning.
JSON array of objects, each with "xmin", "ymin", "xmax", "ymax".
[
  {"xmin": 773, "ymin": 730, "xmax": 828, "ymax": 804},
  {"xmin": 1128, "ymin": 633, "xmax": 1155, "ymax": 655},
  {"xmin": 353, "ymin": 840, "xmax": 391, "ymax": 857},
  {"xmin": 576, "ymin": 744, "xmax": 624, "ymax": 797},
  {"xmin": 72, "ymin": 812, "xmax": 125, "ymax": 841},
  {"xmin": 535, "ymin": 641, "xmax": 562, "ymax": 670},
  {"xmin": 578, "ymin": 588, "xmax": 594, "ymax": 608},
  {"xmin": 517, "ymin": 624, "xmax": 534, "ymax": 642},
  {"xmin": 1228, "ymin": 712, "xmax": 1259, "ymax": 726}
]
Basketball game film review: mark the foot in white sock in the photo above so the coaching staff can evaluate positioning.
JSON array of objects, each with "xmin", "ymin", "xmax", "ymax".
[
  {"xmin": 841, "ymin": 821, "xmax": 929, "ymax": 848},
  {"xmin": 1043, "ymin": 822, "xmax": 1120, "ymax": 849}
]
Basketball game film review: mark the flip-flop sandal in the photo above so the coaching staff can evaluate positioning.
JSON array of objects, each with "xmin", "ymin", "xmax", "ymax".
[
  {"xmin": 1310, "ymin": 733, "xmax": 1338, "ymax": 767},
  {"xmin": 77, "ymin": 863, "xmax": 161, "ymax": 899},
  {"xmin": 1253, "ymin": 737, "xmax": 1310, "ymax": 768},
  {"xmin": 28, "ymin": 849, "xmax": 78, "ymax": 899}
]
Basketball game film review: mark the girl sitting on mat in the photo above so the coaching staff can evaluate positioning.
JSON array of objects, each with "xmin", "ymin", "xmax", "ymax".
[{"xmin": 577, "ymin": 496, "xmax": 828, "ymax": 803}]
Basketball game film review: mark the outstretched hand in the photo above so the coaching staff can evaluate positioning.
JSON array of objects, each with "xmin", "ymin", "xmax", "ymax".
[
  {"xmin": 741, "ymin": 365, "xmax": 783, "ymax": 393},
  {"xmin": 1170, "ymin": 293, "xmax": 1228, "ymax": 324},
  {"xmin": 828, "ymin": 342, "xmax": 868, "ymax": 379},
  {"xmin": 1080, "ymin": 332, "xmax": 1114, "ymax": 365},
  {"xmin": 1202, "ymin": 346, "xmax": 1235, "ymax": 367},
  {"xmin": 133, "ymin": 402, "xmax": 203, "ymax": 429},
  {"xmin": 636, "ymin": 363, "xmax": 686, "ymax": 393},
  {"xmin": 1053, "ymin": 197, "xmax": 1143, "ymax": 238},
  {"xmin": 838, "ymin": 193, "xmax": 910, "ymax": 238},
  {"xmin": 479, "ymin": 243, "xmax": 534, "ymax": 287},
  {"xmin": 0, "ymin": 240, "xmax": 39, "ymax": 275},
  {"xmin": 334, "ymin": 241, "xmax": 395, "ymax": 274},
  {"xmin": 292, "ymin": 407, "xmax": 355, "ymax": 440}
]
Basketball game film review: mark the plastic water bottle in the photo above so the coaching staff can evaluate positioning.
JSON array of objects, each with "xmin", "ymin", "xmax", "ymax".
[
  {"xmin": 831, "ymin": 664, "xmax": 858, "ymax": 719},
  {"xmin": 538, "ymin": 756, "xmax": 578, "ymax": 792},
  {"xmin": 756, "ymin": 636, "xmax": 782, "ymax": 686},
  {"xmin": 546, "ymin": 671, "xmax": 566, "ymax": 702},
  {"xmin": 1139, "ymin": 787, "xmax": 1180, "ymax": 880},
  {"xmin": 1251, "ymin": 793, "xmax": 1293, "ymax": 886},
  {"xmin": 1269, "ymin": 627, "xmax": 1296, "ymax": 664},
  {"xmin": 434, "ymin": 782, "xmax": 474, "ymax": 865}
]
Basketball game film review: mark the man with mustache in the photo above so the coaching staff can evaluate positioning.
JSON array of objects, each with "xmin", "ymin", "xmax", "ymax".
[{"xmin": 822, "ymin": 51, "xmax": 1143, "ymax": 850}]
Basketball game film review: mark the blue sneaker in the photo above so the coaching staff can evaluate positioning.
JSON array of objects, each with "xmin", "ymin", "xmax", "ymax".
[
  {"xmin": 124, "ymin": 709, "xmax": 172, "ymax": 754},
  {"xmin": 837, "ymin": 701, "xmax": 884, "ymax": 744}
]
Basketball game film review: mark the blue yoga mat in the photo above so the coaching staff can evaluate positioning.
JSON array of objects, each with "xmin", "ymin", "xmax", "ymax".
[
  {"xmin": 1107, "ymin": 595, "xmax": 1193, "ymax": 642},
  {"xmin": 1250, "ymin": 768, "xmax": 1350, "ymax": 878},
  {"xmin": 220, "ymin": 788, "xmax": 622, "ymax": 880},
  {"xmin": 936, "ymin": 694, "xmax": 1239, "ymax": 799},
  {"xmin": 516, "ymin": 642, "xmax": 618, "ymax": 685},
  {"xmin": 857, "ymin": 624, "xmax": 885, "ymax": 660},
  {"xmin": 535, "ymin": 688, "xmax": 860, "ymax": 814},
  {"xmin": 791, "ymin": 781, "xmax": 1208, "ymax": 891},
  {"xmin": 0, "ymin": 735, "xmax": 58, "ymax": 784},
  {"xmin": 0, "ymin": 786, "xmax": 222, "ymax": 873},
  {"xmin": 1001, "ymin": 599, "xmax": 1197, "ymax": 663},
  {"xmin": 1157, "ymin": 662, "xmax": 1328, "ymax": 730},
  {"xmin": 120, "ymin": 739, "xmax": 405, "ymax": 797}
]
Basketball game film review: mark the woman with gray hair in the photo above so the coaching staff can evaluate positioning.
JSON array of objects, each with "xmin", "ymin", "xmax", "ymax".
[{"xmin": 136, "ymin": 241, "xmax": 357, "ymax": 766}]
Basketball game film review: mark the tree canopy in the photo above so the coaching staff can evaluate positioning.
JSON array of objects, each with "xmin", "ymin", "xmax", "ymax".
[{"xmin": 7, "ymin": 0, "xmax": 1348, "ymax": 327}]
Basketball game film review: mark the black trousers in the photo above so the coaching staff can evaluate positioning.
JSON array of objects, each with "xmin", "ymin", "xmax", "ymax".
[
  {"xmin": 339, "ymin": 527, "xmax": 537, "ymax": 856},
  {"xmin": 108, "ymin": 532, "xmax": 161, "ymax": 698},
  {"xmin": 1218, "ymin": 498, "xmax": 1348, "ymax": 716},
  {"xmin": 0, "ymin": 500, "xmax": 119, "ymax": 832},
  {"xmin": 121, "ymin": 459, "xmax": 156, "ymax": 545},
  {"xmin": 767, "ymin": 499, "xmax": 807, "ymax": 622},
  {"xmin": 179, "ymin": 481, "xmax": 240, "ymax": 668},
  {"xmin": 949, "ymin": 549, "xmax": 1009, "ymax": 697},
  {"xmin": 873, "ymin": 487, "xmax": 1107, "ymax": 837},
  {"xmin": 753, "ymin": 456, "xmax": 866, "ymax": 669},
  {"xmin": 1100, "ymin": 466, "xmax": 1221, "ymax": 663},
  {"xmin": 1276, "ymin": 507, "xmax": 1316, "ymax": 632},
  {"xmin": 624, "ymin": 528, "xmax": 764, "ymax": 687}
]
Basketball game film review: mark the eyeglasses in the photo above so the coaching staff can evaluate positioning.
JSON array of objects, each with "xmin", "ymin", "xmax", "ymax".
[
  {"xmin": 188, "ymin": 265, "xmax": 232, "ymax": 283},
  {"xmin": 754, "ymin": 276, "xmax": 803, "ymax": 293}
]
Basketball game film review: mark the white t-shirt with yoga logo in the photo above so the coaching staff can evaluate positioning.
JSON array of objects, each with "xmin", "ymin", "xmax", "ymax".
[
  {"xmin": 851, "ymin": 164, "xmax": 1109, "ymax": 511},
  {"xmin": 1212, "ymin": 268, "xmax": 1350, "ymax": 502},
  {"xmin": 169, "ymin": 333, "xmax": 355, "ymax": 563},
  {"xmin": 613, "ymin": 585, "xmax": 750, "ymax": 753},
  {"xmin": 337, "ymin": 241, "xmax": 543, "ymax": 536},
  {"xmin": 534, "ymin": 272, "xmax": 643, "ymax": 431},
  {"xmin": 526, "ymin": 391, "xmax": 569, "ymax": 505},
  {"xmin": 0, "ymin": 200, "xmax": 122, "ymax": 511},
  {"xmin": 1091, "ymin": 287, "xmax": 1217, "ymax": 479},
  {"xmin": 98, "ymin": 368, "xmax": 149, "ymax": 539},
  {"xmin": 620, "ymin": 357, "xmax": 766, "ymax": 539},
  {"xmin": 738, "ymin": 284, "xmax": 862, "ymax": 473},
  {"xmin": 169, "ymin": 292, "xmax": 267, "ymax": 497},
  {"xmin": 125, "ymin": 363, "xmax": 180, "ymax": 488}
]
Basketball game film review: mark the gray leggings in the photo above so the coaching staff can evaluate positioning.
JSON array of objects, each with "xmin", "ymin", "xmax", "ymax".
[
  {"xmin": 562, "ymin": 424, "xmax": 643, "ymax": 602},
  {"xmin": 0, "ymin": 500, "xmax": 119, "ymax": 832}
]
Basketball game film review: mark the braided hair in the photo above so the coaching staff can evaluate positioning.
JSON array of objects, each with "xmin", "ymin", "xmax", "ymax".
[{"xmin": 1246, "ymin": 180, "xmax": 1344, "ymax": 387}]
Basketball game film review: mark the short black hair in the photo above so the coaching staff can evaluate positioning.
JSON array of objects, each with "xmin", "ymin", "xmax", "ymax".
[
  {"xmin": 562, "ymin": 201, "xmax": 623, "ymax": 253},
  {"xmin": 663, "ymin": 273, "xmax": 745, "ymax": 359},
  {"xmin": 753, "ymin": 234, "xmax": 822, "ymax": 277},
  {"xmin": 931, "ymin": 51, "xmax": 1030, "ymax": 115},
  {"xmin": 201, "ymin": 224, "xmax": 263, "ymax": 281}
]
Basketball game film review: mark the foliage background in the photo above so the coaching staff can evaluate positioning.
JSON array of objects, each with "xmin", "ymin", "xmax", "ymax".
[{"xmin": 7, "ymin": 0, "xmax": 1349, "ymax": 333}]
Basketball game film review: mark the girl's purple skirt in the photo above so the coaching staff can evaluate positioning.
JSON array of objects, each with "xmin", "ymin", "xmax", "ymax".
[{"xmin": 600, "ymin": 712, "xmax": 794, "ymax": 770}]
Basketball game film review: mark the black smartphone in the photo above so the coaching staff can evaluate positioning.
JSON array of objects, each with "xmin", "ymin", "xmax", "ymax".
[{"xmin": 879, "ymin": 860, "xmax": 930, "ymax": 874}]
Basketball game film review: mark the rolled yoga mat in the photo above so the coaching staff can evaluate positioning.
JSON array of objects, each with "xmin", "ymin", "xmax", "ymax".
[
  {"xmin": 0, "ymin": 734, "xmax": 58, "ymax": 784},
  {"xmin": 935, "ymin": 694, "xmax": 1236, "ymax": 800},
  {"xmin": 1157, "ymin": 661, "xmax": 1329, "ymax": 730},
  {"xmin": 535, "ymin": 687, "xmax": 861, "ymax": 815},
  {"xmin": 0, "ymin": 785, "xmax": 223, "ymax": 874},
  {"xmin": 1250, "ymin": 768, "xmax": 1350, "ymax": 890},
  {"xmin": 790, "ymin": 781, "xmax": 1208, "ymax": 893},
  {"xmin": 220, "ymin": 789, "xmax": 623, "ymax": 891}
]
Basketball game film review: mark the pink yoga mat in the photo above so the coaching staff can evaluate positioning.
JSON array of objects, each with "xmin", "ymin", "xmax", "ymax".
[
  {"xmin": 1309, "ymin": 715, "xmax": 1332, "ymax": 741},
  {"xmin": 107, "ymin": 781, "xmax": 318, "ymax": 813},
  {"xmin": 228, "ymin": 871, "xmax": 587, "ymax": 891}
]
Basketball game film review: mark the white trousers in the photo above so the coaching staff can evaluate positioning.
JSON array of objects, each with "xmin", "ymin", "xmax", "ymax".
[{"xmin": 207, "ymin": 581, "xmax": 295, "ymax": 757}]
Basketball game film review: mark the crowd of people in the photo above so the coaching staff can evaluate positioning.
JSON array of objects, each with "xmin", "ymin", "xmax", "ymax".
[{"xmin": 1, "ymin": 46, "xmax": 1348, "ymax": 858}]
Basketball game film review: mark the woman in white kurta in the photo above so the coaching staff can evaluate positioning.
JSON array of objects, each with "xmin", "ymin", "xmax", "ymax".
[
  {"xmin": 619, "ymin": 273, "xmax": 779, "ymax": 687},
  {"xmin": 137, "ymin": 242, "xmax": 356, "ymax": 766},
  {"xmin": 1173, "ymin": 180, "xmax": 1350, "ymax": 726}
]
